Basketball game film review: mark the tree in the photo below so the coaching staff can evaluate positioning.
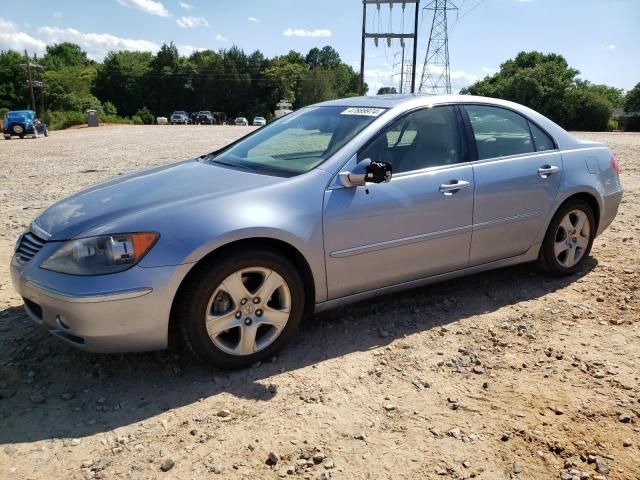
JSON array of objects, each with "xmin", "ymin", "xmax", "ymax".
[
  {"xmin": 305, "ymin": 46, "xmax": 341, "ymax": 69},
  {"xmin": 297, "ymin": 68, "xmax": 336, "ymax": 107},
  {"xmin": 461, "ymin": 51, "xmax": 620, "ymax": 131},
  {"xmin": 377, "ymin": 87, "xmax": 397, "ymax": 95},
  {"xmin": 42, "ymin": 42, "xmax": 91, "ymax": 69},
  {"xmin": 0, "ymin": 50, "xmax": 28, "ymax": 110},
  {"xmin": 624, "ymin": 82, "xmax": 640, "ymax": 113}
]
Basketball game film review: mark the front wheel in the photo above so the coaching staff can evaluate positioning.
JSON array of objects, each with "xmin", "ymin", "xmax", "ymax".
[
  {"xmin": 176, "ymin": 249, "xmax": 305, "ymax": 368},
  {"xmin": 537, "ymin": 199, "xmax": 596, "ymax": 276}
]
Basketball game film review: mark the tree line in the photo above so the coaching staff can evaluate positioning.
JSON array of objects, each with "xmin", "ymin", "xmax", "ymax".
[
  {"xmin": 1, "ymin": 43, "xmax": 638, "ymax": 131},
  {"xmin": 0, "ymin": 42, "xmax": 363, "ymax": 129}
]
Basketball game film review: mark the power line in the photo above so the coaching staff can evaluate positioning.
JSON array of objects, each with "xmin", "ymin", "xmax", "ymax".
[{"xmin": 419, "ymin": 0, "xmax": 457, "ymax": 95}]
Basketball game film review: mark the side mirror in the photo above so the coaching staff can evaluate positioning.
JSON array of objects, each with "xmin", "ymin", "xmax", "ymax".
[{"xmin": 339, "ymin": 158, "xmax": 392, "ymax": 187}]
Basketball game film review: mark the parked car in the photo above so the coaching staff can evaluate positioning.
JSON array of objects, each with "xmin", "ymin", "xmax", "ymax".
[
  {"xmin": 252, "ymin": 116, "xmax": 267, "ymax": 127},
  {"xmin": 10, "ymin": 95, "xmax": 623, "ymax": 368},
  {"xmin": 3, "ymin": 110, "xmax": 48, "ymax": 139},
  {"xmin": 212, "ymin": 112, "xmax": 227, "ymax": 125},
  {"xmin": 196, "ymin": 111, "xmax": 214, "ymax": 125},
  {"xmin": 235, "ymin": 117, "xmax": 249, "ymax": 126},
  {"xmin": 170, "ymin": 111, "xmax": 190, "ymax": 125}
]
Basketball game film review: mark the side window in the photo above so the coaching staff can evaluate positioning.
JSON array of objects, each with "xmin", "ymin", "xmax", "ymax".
[
  {"xmin": 360, "ymin": 106, "xmax": 462, "ymax": 174},
  {"xmin": 529, "ymin": 121, "xmax": 555, "ymax": 152},
  {"xmin": 464, "ymin": 105, "xmax": 534, "ymax": 160}
]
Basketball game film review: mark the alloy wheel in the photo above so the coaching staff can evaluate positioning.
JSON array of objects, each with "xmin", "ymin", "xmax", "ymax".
[
  {"xmin": 554, "ymin": 209, "xmax": 590, "ymax": 268},
  {"xmin": 205, "ymin": 267, "xmax": 291, "ymax": 356}
]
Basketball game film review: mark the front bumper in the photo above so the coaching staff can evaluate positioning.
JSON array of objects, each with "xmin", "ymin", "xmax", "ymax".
[{"xmin": 10, "ymin": 249, "xmax": 193, "ymax": 353}]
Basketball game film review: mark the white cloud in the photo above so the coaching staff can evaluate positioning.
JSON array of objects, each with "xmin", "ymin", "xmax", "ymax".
[
  {"xmin": 37, "ymin": 26, "xmax": 159, "ymax": 60},
  {"xmin": 364, "ymin": 65, "xmax": 394, "ymax": 96},
  {"xmin": 177, "ymin": 44, "xmax": 205, "ymax": 56},
  {"xmin": 53, "ymin": 11, "xmax": 63, "ymax": 22},
  {"xmin": 215, "ymin": 33, "xmax": 229, "ymax": 42},
  {"xmin": 178, "ymin": 1, "xmax": 193, "ymax": 11},
  {"xmin": 481, "ymin": 65, "xmax": 497, "ymax": 75},
  {"xmin": 248, "ymin": 17, "xmax": 259, "ymax": 22},
  {"xmin": 600, "ymin": 44, "xmax": 616, "ymax": 50},
  {"xmin": 176, "ymin": 16, "xmax": 208, "ymax": 28},
  {"xmin": 115, "ymin": 0, "xmax": 171, "ymax": 17},
  {"xmin": 0, "ymin": 17, "xmax": 46, "ymax": 53},
  {"xmin": 283, "ymin": 28, "xmax": 332, "ymax": 38}
]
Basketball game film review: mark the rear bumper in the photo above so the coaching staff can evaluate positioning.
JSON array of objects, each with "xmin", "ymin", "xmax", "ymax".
[
  {"xmin": 10, "ymin": 260, "xmax": 193, "ymax": 353},
  {"xmin": 598, "ymin": 188, "xmax": 624, "ymax": 235}
]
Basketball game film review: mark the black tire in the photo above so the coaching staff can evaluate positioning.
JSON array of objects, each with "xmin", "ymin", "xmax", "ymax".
[
  {"xmin": 43, "ymin": 128, "xmax": 48, "ymax": 137},
  {"xmin": 175, "ymin": 248, "xmax": 305, "ymax": 369},
  {"xmin": 537, "ymin": 199, "xmax": 596, "ymax": 276}
]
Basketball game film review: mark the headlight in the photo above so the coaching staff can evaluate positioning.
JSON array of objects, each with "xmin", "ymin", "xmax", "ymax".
[{"xmin": 41, "ymin": 232, "xmax": 158, "ymax": 275}]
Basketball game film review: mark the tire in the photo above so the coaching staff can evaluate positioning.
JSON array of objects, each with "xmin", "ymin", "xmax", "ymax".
[
  {"xmin": 537, "ymin": 199, "xmax": 596, "ymax": 276},
  {"xmin": 43, "ymin": 128, "xmax": 48, "ymax": 137},
  {"xmin": 176, "ymin": 248, "xmax": 305, "ymax": 369},
  {"xmin": 11, "ymin": 124, "xmax": 23, "ymax": 136},
  {"xmin": 3, "ymin": 135, "xmax": 10, "ymax": 140}
]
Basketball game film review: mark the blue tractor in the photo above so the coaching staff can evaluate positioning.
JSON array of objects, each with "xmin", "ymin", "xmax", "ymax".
[{"xmin": 3, "ymin": 110, "xmax": 49, "ymax": 139}]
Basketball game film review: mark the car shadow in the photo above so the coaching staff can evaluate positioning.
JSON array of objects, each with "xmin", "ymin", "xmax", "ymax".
[{"xmin": 0, "ymin": 259, "xmax": 597, "ymax": 444}]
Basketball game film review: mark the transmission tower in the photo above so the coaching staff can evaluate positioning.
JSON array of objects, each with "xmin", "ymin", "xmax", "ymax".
[
  {"xmin": 419, "ymin": 0, "xmax": 457, "ymax": 95},
  {"xmin": 360, "ymin": 0, "xmax": 420, "ymax": 95}
]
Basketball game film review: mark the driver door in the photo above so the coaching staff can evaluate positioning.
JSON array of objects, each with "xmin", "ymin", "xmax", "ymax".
[{"xmin": 322, "ymin": 105, "xmax": 474, "ymax": 299}]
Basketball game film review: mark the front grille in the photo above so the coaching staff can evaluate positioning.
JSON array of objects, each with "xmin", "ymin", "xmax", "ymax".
[{"xmin": 15, "ymin": 231, "xmax": 47, "ymax": 263}]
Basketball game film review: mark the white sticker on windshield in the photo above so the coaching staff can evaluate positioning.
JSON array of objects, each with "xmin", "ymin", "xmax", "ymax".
[{"xmin": 340, "ymin": 107, "xmax": 385, "ymax": 117}]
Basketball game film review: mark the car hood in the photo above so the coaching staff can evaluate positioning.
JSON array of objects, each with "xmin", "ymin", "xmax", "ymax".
[{"xmin": 34, "ymin": 160, "xmax": 286, "ymax": 240}]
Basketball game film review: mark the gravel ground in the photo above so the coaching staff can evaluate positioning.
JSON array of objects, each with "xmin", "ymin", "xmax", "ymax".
[{"xmin": 0, "ymin": 126, "xmax": 638, "ymax": 480}]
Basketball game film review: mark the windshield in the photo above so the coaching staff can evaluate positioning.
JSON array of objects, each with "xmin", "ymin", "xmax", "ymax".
[{"xmin": 206, "ymin": 106, "xmax": 385, "ymax": 175}]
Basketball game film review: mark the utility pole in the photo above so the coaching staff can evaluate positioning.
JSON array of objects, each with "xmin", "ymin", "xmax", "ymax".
[
  {"xmin": 24, "ymin": 49, "xmax": 36, "ymax": 112},
  {"xmin": 419, "ymin": 0, "xmax": 457, "ymax": 95},
  {"xmin": 399, "ymin": 42, "xmax": 405, "ymax": 94},
  {"xmin": 21, "ymin": 50, "xmax": 45, "ymax": 114},
  {"xmin": 360, "ymin": 0, "xmax": 420, "ymax": 94}
]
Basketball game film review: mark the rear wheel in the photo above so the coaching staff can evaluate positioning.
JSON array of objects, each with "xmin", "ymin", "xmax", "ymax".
[
  {"xmin": 537, "ymin": 199, "xmax": 596, "ymax": 276},
  {"xmin": 11, "ymin": 124, "xmax": 23, "ymax": 136},
  {"xmin": 43, "ymin": 127, "xmax": 48, "ymax": 137},
  {"xmin": 176, "ymin": 248, "xmax": 305, "ymax": 369}
]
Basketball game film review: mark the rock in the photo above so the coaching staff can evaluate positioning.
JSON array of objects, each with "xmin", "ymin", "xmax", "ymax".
[
  {"xmin": 623, "ymin": 438, "xmax": 632, "ymax": 447},
  {"xmin": 160, "ymin": 459, "xmax": 175, "ymax": 472},
  {"xmin": 212, "ymin": 464, "xmax": 223, "ymax": 474},
  {"xmin": 29, "ymin": 393, "xmax": 46, "ymax": 404},
  {"xmin": 513, "ymin": 461, "xmax": 523, "ymax": 474},
  {"xmin": 267, "ymin": 452, "xmax": 279, "ymax": 465},
  {"xmin": 216, "ymin": 409, "xmax": 231, "ymax": 418},
  {"xmin": 267, "ymin": 383, "xmax": 277, "ymax": 394},
  {"xmin": 462, "ymin": 460, "xmax": 471, "ymax": 468},
  {"xmin": 618, "ymin": 414, "xmax": 632, "ymax": 423},
  {"xmin": 383, "ymin": 403, "xmax": 396, "ymax": 411},
  {"xmin": 472, "ymin": 366, "xmax": 484, "ymax": 374},
  {"xmin": 93, "ymin": 458, "xmax": 111, "ymax": 471},
  {"xmin": 447, "ymin": 396, "xmax": 458, "ymax": 404},
  {"xmin": 623, "ymin": 267, "xmax": 635, "ymax": 274},
  {"xmin": 4, "ymin": 445, "xmax": 17, "ymax": 455},
  {"xmin": 61, "ymin": 392, "xmax": 75, "ymax": 401},
  {"xmin": 595, "ymin": 460, "xmax": 610, "ymax": 475},
  {"xmin": 549, "ymin": 405, "xmax": 564, "ymax": 415},
  {"xmin": 354, "ymin": 432, "xmax": 367, "ymax": 441},
  {"xmin": 447, "ymin": 427, "xmax": 461, "ymax": 439},
  {"xmin": 313, "ymin": 452, "xmax": 325, "ymax": 464},
  {"xmin": 80, "ymin": 460, "xmax": 93, "ymax": 468},
  {"xmin": 316, "ymin": 472, "xmax": 331, "ymax": 480}
]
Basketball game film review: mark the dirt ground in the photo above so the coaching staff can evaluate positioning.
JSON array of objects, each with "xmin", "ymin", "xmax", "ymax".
[{"xmin": 0, "ymin": 126, "xmax": 638, "ymax": 480}]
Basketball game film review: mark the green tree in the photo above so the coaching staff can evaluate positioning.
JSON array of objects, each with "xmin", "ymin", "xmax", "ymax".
[
  {"xmin": 297, "ymin": 68, "xmax": 337, "ymax": 107},
  {"xmin": 377, "ymin": 87, "xmax": 397, "ymax": 95},
  {"xmin": 0, "ymin": 50, "xmax": 28, "ymax": 110},
  {"xmin": 42, "ymin": 42, "xmax": 91, "ymax": 69},
  {"xmin": 624, "ymin": 82, "xmax": 640, "ymax": 113}
]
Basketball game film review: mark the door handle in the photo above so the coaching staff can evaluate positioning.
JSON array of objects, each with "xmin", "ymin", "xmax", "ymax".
[
  {"xmin": 538, "ymin": 165, "xmax": 560, "ymax": 178},
  {"xmin": 439, "ymin": 180, "xmax": 470, "ymax": 195}
]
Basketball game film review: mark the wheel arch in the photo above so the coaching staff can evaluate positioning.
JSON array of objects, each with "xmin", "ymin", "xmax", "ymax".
[
  {"xmin": 556, "ymin": 191, "xmax": 601, "ymax": 233},
  {"xmin": 168, "ymin": 237, "xmax": 316, "ymax": 341}
]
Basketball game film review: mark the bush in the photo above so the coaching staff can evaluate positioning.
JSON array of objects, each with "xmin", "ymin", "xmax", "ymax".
[
  {"xmin": 607, "ymin": 118, "xmax": 618, "ymax": 131},
  {"xmin": 131, "ymin": 115, "xmax": 143, "ymax": 125},
  {"xmin": 102, "ymin": 101, "xmax": 117, "ymax": 116},
  {"xmin": 625, "ymin": 115, "xmax": 640, "ymax": 132},
  {"xmin": 42, "ymin": 110, "xmax": 86, "ymax": 130},
  {"xmin": 563, "ymin": 89, "xmax": 612, "ymax": 131},
  {"xmin": 135, "ymin": 107, "xmax": 154, "ymax": 125},
  {"xmin": 101, "ymin": 114, "xmax": 132, "ymax": 125}
]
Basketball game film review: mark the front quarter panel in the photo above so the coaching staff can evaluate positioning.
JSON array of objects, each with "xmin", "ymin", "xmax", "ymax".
[{"xmin": 81, "ymin": 168, "xmax": 332, "ymax": 303}]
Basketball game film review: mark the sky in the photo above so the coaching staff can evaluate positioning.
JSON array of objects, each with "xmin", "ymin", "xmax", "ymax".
[{"xmin": 1, "ymin": 0, "xmax": 638, "ymax": 95}]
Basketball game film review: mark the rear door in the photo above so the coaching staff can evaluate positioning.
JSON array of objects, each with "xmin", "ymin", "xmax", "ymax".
[{"xmin": 462, "ymin": 104, "xmax": 562, "ymax": 265}]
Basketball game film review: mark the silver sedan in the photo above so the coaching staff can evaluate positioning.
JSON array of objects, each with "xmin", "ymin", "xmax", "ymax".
[{"xmin": 10, "ymin": 95, "xmax": 624, "ymax": 368}]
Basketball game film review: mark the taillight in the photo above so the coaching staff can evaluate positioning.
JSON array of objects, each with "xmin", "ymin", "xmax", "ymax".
[{"xmin": 610, "ymin": 154, "xmax": 621, "ymax": 175}]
